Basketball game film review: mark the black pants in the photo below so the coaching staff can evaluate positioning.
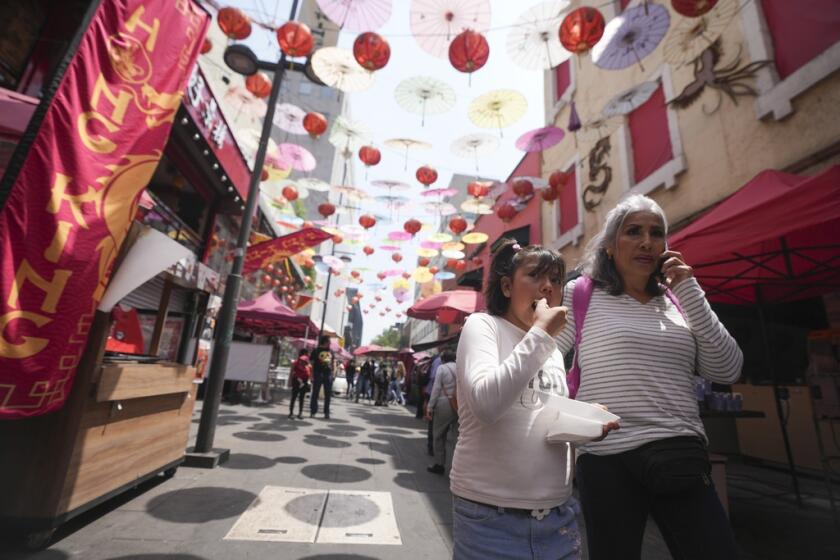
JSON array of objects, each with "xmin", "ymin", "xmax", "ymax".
[
  {"xmin": 289, "ymin": 382, "xmax": 307, "ymax": 416},
  {"xmin": 576, "ymin": 451, "xmax": 738, "ymax": 560},
  {"xmin": 310, "ymin": 374, "xmax": 332, "ymax": 417}
]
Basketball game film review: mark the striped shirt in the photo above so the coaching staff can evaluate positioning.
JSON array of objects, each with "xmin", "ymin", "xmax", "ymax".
[{"xmin": 556, "ymin": 277, "xmax": 743, "ymax": 455}]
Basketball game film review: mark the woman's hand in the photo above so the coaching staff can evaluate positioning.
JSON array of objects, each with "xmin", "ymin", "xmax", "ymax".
[
  {"xmin": 424, "ymin": 406, "xmax": 433, "ymax": 421},
  {"xmin": 532, "ymin": 298, "xmax": 568, "ymax": 337},
  {"xmin": 591, "ymin": 403, "xmax": 620, "ymax": 442},
  {"xmin": 659, "ymin": 250, "xmax": 694, "ymax": 288}
]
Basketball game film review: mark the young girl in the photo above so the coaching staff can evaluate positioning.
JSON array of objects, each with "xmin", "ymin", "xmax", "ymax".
[{"xmin": 288, "ymin": 349, "xmax": 310, "ymax": 419}]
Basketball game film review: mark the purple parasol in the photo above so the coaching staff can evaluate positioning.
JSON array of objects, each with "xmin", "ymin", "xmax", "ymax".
[
  {"xmin": 592, "ymin": 3, "xmax": 670, "ymax": 72},
  {"xmin": 515, "ymin": 125, "xmax": 566, "ymax": 152},
  {"xmin": 316, "ymin": 0, "xmax": 393, "ymax": 32},
  {"xmin": 276, "ymin": 143, "xmax": 316, "ymax": 172},
  {"xmin": 568, "ymin": 101, "xmax": 581, "ymax": 132}
]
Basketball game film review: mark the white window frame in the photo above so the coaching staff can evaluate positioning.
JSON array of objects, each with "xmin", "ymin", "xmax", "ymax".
[
  {"xmin": 615, "ymin": 64, "xmax": 687, "ymax": 197},
  {"xmin": 740, "ymin": 0, "xmax": 840, "ymax": 120},
  {"xmin": 544, "ymin": 60, "xmax": 577, "ymax": 124},
  {"xmin": 552, "ymin": 154, "xmax": 584, "ymax": 250}
]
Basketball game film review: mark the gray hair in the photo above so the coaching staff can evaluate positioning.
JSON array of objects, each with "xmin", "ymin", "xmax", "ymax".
[{"xmin": 578, "ymin": 194, "xmax": 668, "ymax": 296}]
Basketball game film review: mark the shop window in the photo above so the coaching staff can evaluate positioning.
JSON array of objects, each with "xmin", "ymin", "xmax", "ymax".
[
  {"xmin": 553, "ymin": 156, "xmax": 583, "ymax": 250},
  {"xmin": 741, "ymin": 0, "xmax": 840, "ymax": 119},
  {"xmin": 628, "ymin": 85, "xmax": 672, "ymax": 184}
]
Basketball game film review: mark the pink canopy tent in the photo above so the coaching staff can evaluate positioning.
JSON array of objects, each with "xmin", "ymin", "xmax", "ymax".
[
  {"xmin": 236, "ymin": 291, "xmax": 318, "ymax": 338},
  {"xmin": 353, "ymin": 344, "xmax": 398, "ymax": 357},
  {"xmin": 669, "ymin": 166, "xmax": 840, "ymax": 305},
  {"xmin": 407, "ymin": 289, "xmax": 485, "ymax": 324},
  {"xmin": 287, "ymin": 337, "xmax": 352, "ymax": 361}
]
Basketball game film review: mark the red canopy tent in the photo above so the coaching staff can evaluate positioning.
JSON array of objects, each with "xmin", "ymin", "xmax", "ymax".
[
  {"xmin": 236, "ymin": 291, "xmax": 318, "ymax": 338},
  {"xmin": 407, "ymin": 289, "xmax": 485, "ymax": 324},
  {"xmin": 353, "ymin": 344, "xmax": 398, "ymax": 357}
]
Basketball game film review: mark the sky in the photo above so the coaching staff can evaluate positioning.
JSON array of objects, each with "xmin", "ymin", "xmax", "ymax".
[{"xmin": 220, "ymin": 0, "xmax": 558, "ymax": 343}]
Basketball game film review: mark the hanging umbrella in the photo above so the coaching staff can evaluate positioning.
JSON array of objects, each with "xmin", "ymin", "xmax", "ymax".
[
  {"xmin": 370, "ymin": 179, "xmax": 412, "ymax": 192},
  {"xmin": 333, "ymin": 185, "xmax": 369, "ymax": 200},
  {"xmin": 316, "ymin": 0, "xmax": 393, "ymax": 32},
  {"xmin": 506, "ymin": 0, "xmax": 571, "ymax": 70},
  {"xmin": 421, "ymin": 188, "xmax": 458, "ymax": 198},
  {"xmin": 429, "ymin": 232, "xmax": 453, "ymax": 242},
  {"xmin": 462, "ymin": 231, "xmax": 489, "ymax": 244},
  {"xmin": 591, "ymin": 3, "xmax": 670, "ymax": 72},
  {"xmin": 384, "ymin": 137, "xmax": 433, "ymax": 170},
  {"xmin": 394, "ymin": 75, "xmax": 457, "ymax": 126},
  {"xmin": 450, "ymin": 132, "xmax": 499, "ymax": 172},
  {"xmin": 468, "ymin": 89, "xmax": 528, "ymax": 137},
  {"xmin": 264, "ymin": 153, "xmax": 292, "ymax": 181},
  {"xmin": 379, "ymin": 245, "xmax": 401, "ymax": 251},
  {"xmin": 312, "ymin": 47, "xmax": 374, "ymax": 92},
  {"xmin": 576, "ymin": 115, "xmax": 623, "ymax": 142},
  {"xmin": 276, "ymin": 143, "xmax": 317, "ymax": 172},
  {"xmin": 662, "ymin": 0, "xmax": 739, "ymax": 66},
  {"xmin": 442, "ymin": 241, "xmax": 465, "ymax": 251},
  {"xmin": 375, "ymin": 194, "xmax": 410, "ymax": 207},
  {"xmin": 515, "ymin": 125, "xmax": 566, "ymax": 152},
  {"xmin": 410, "ymin": 0, "xmax": 492, "ymax": 58},
  {"xmin": 435, "ymin": 271, "xmax": 456, "ymax": 281},
  {"xmin": 223, "ymin": 84, "xmax": 267, "ymax": 122},
  {"xmin": 297, "ymin": 177, "xmax": 331, "ymax": 192},
  {"xmin": 329, "ymin": 115, "xmax": 372, "ymax": 154},
  {"xmin": 460, "ymin": 199, "xmax": 493, "ymax": 215},
  {"xmin": 602, "ymin": 80, "xmax": 659, "ymax": 117},
  {"xmin": 388, "ymin": 231, "xmax": 413, "ymax": 241},
  {"xmin": 417, "ymin": 247, "xmax": 439, "ymax": 257},
  {"xmin": 424, "ymin": 201, "xmax": 457, "ymax": 215},
  {"xmin": 273, "ymin": 102, "xmax": 307, "ymax": 135}
]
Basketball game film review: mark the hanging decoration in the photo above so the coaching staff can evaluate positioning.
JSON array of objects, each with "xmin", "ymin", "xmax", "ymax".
[
  {"xmin": 662, "ymin": 0, "xmax": 740, "ymax": 65},
  {"xmin": 330, "ymin": 116, "xmax": 373, "ymax": 156},
  {"xmin": 282, "ymin": 185, "xmax": 299, "ymax": 201},
  {"xmin": 559, "ymin": 6, "xmax": 605, "ymax": 54},
  {"xmin": 318, "ymin": 202, "xmax": 336, "ymax": 218},
  {"xmin": 359, "ymin": 214, "xmax": 377, "ymax": 229},
  {"xmin": 451, "ymin": 133, "xmax": 499, "ymax": 173},
  {"xmin": 363, "ymin": 245, "xmax": 375, "ymax": 256},
  {"xmin": 312, "ymin": 47, "xmax": 374, "ymax": 93},
  {"xmin": 274, "ymin": 103, "xmax": 307, "ymax": 136},
  {"xmin": 511, "ymin": 178, "xmax": 534, "ymax": 198},
  {"xmin": 410, "ymin": 0, "xmax": 492, "ymax": 58},
  {"xmin": 353, "ymin": 31, "xmax": 391, "ymax": 71},
  {"xmin": 303, "ymin": 112, "xmax": 328, "ymax": 138},
  {"xmin": 403, "ymin": 218, "xmax": 423, "ymax": 236},
  {"xmin": 591, "ymin": 3, "xmax": 670, "ymax": 72},
  {"xmin": 245, "ymin": 72, "xmax": 272, "ymax": 99},
  {"xmin": 506, "ymin": 0, "xmax": 570, "ymax": 70},
  {"xmin": 602, "ymin": 81, "xmax": 659, "ymax": 117},
  {"xmin": 316, "ymin": 0, "xmax": 393, "ymax": 32},
  {"xmin": 582, "ymin": 137, "xmax": 612, "ymax": 210},
  {"xmin": 392, "ymin": 252, "xmax": 403, "ymax": 263},
  {"xmin": 467, "ymin": 180, "xmax": 491, "ymax": 198},
  {"xmin": 416, "ymin": 165, "xmax": 439, "ymax": 188},
  {"xmin": 218, "ymin": 6, "xmax": 252, "ymax": 40},
  {"xmin": 468, "ymin": 89, "xmax": 528, "ymax": 137},
  {"xmin": 276, "ymin": 21, "xmax": 314, "ymax": 57},
  {"xmin": 541, "ymin": 184, "xmax": 559, "ymax": 201},
  {"xmin": 496, "ymin": 202, "xmax": 517, "ymax": 222},
  {"xmin": 384, "ymin": 137, "xmax": 433, "ymax": 170},
  {"xmin": 515, "ymin": 125, "xmax": 565, "ymax": 153},
  {"xmin": 449, "ymin": 216, "xmax": 468, "ymax": 235},
  {"xmin": 394, "ymin": 75, "xmax": 457, "ymax": 126},
  {"xmin": 201, "ymin": 38, "xmax": 212, "ymax": 54},
  {"xmin": 359, "ymin": 145, "xmax": 381, "ymax": 177},
  {"xmin": 418, "ymin": 256, "xmax": 431, "ymax": 267},
  {"xmin": 449, "ymin": 29, "xmax": 490, "ymax": 82}
]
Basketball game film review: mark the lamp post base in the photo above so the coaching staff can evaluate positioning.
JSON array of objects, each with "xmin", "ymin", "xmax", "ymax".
[{"xmin": 183, "ymin": 447, "xmax": 230, "ymax": 469}]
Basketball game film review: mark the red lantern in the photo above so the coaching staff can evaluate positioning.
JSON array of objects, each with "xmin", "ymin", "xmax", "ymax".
[
  {"xmin": 351, "ymin": 270, "xmax": 361, "ymax": 278},
  {"xmin": 392, "ymin": 252, "xmax": 403, "ymax": 263},
  {"xmin": 512, "ymin": 179, "xmax": 534, "ymax": 198},
  {"xmin": 245, "ymin": 72, "xmax": 271, "ymax": 98},
  {"xmin": 375, "ymin": 295, "xmax": 383, "ymax": 302},
  {"xmin": 359, "ymin": 145, "xmax": 381, "ymax": 167},
  {"xmin": 402, "ymin": 272, "xmax": 412, "ymax": 279},
  {"xmin": 446, "ymin": 258, "xmax": 458, "ymax": 270},
  {"xmin": 359, "ymin": 214, "xmax": 376, "ymax": 229},
  {"xmin": 416, "ymin": 165, "xmax": 438, "ymax": 187},
  {"xmin": 385, "ymin": 306, "xmax": 392, "ymax": 313},
  {"xmin": 448, "ymin": 216, "xmax": 467, "ymax": 235},
  {"xmin": 467, "ymin": 181, "xmax": 490, "ymax": 199},
  {"xmin": 541, "ymin": 186, "xmax": 559, "ymax": 202},
  {"xmin": 377, "ymin": 273, "xmax": 386, "ymax": 281},
  {"xmin": 276, "ymin": 21, "xmax": 314, "ymax": 57},
  {"xmin": 201, "ymin": 38, "xmax": 212, "ymax": 54},
  {"xmin": 363, "ymin": 245, "xmax": 375, "ymax": 256},
  {"xmin": 332, "ymin": 234, "xmax": 343, "ymax": 244},
  {"xmin": 549, "ymin": 170, "xmax": 571, "ymax": 192},
  {"xmin": 449, "ymin": 29, "xmax": 490, "ymax": 76},
  {"xmin": 497, "ymin": 203, "xmax": 517, "ymax": 222},
  {"xmin": 418, "ymin": 256, "xmax": 430, "ymax": 267},
  {"xmin": 318, "ymin": 202, "xmax": 335, "ymax": 218},
  {"xmin": 559, "ymin": 7, "xmax": 605, "ymax": 54},
  {"xmin": 472, "ymin": 256, "xmax": 483, "ymax": 267},
  {"xmin": 260, "ymin": 167, "xmax": 269, "ymax": 181},
  {"xmin": 353, "ymin": 32, "xmax": 391, "ymax": 71},
  {"xmin": 218, "ymin": 7, "xmax": 251, "ymax": 40},
  {"xmin": 272, "ymin": 279, "xmax": 281, "ymax": 287},
  {"xmin": 455, "ymin": 261, "xmax": 467, "ymax": 272},
  {"xmin": 266, "ymin": 264, "xmax": 275, "ymax": 273},
  {"xmin": 282, "ymin": 185, "xmax": 299, "ymax": 201},
  {"xmin": 261, "ymin": 274, "xmax": 271, "ymax": 284},
  {"xmin": 403, "ymin": 218, "xmax": 422, "ymax": 236},
  {"xmin": 429, "ymin": 266, "xmax": 440, "ymax": 274},
  {"xmin": 671, "ymin": 0, "xmax": 718, "ymax": 17},
  {"xmin": 303, "ymin": 112, "xmax": 328, "ymax": 139}
]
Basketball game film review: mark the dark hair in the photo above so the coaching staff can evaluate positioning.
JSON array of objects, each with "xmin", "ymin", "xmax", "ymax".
[
  {"xmin": 298, "ymin": 348, "xmax": 308, "ymax": 357},
  {"xmin": 441, "ymin": 350, "xmax": 456, "ymax": 363},
  {"xmin": 318, "ymin": 335, "xmax": 330, "ymax": 347},
  {"xmin": 485, "ymin": 239, "xmax": 566, "ymax": 316}
]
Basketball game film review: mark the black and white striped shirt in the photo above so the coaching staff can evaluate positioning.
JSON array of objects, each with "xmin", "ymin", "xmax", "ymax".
[{"xmin": 556, "ymin": 277, "xmax": 743, "ymax": 455}]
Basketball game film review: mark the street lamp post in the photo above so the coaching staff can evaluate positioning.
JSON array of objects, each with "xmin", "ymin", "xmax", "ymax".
[{"xmin": 190, "ymin": 0, "xmax": 301, "ymax": 464}]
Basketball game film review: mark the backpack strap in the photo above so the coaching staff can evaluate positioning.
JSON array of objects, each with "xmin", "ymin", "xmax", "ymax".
[{"xmin": 567, "ymin": 276, "xmax": 594, "ymax": 399}]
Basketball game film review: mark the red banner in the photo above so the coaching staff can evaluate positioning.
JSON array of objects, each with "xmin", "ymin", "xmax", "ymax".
[
  {"xmin": 244, "ymin": 228, "xmax": 333, "ymax": 275},
  {"xmin": 0, "ymin": 1, "xmax": 209, "ymax": 419}
]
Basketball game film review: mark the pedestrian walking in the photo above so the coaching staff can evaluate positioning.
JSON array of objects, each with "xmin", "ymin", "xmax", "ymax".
[
  {"xmin": 346, "ymin": 358, "xmax": 357, "ymax": 398},
  {"xmin": 288, "ymin": 349, "xmax": 310, "ymax": 419},
  {"xmin": 451, "ymin": 240, "xmax": 618, "ymax": 560},
  {"xmin": 425, "ymin": 350, "xmax": 457, "ymax": 474},
  {"xmin": 557, "ymin": 195, "xmax": 743, "ymax": 560},
  {"xmin": 424, "ymin": 353, "xmax": 441, "ymax": 455},
  {"xmin": 356, "ymin": 358, "xmax": 373, "ymax": 402},
  {"xmin": 373, "ymin": 360, "xmax": 389, "ymax": 406},
  {"xmin": 309, "ymin": 335, "xmax": 334, "ymax": 419},
  {"xmin": 389, "ymin": 361, "xmax": 406, "ymax": 405}
]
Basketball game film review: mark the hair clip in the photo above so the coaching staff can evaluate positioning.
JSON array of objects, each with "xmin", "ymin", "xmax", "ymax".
[{"xmin": 512, "ymin": 243, "xmax": 521, "ymax": 252}]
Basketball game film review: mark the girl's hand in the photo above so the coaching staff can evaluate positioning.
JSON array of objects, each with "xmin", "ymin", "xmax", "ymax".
[
  {"xmin": 591, "ymin": 403, "xmax": 620, "ymax": 442},
  {"xmin": 532, "ymin": 299, "xmax": 568, "ymax": 337},
  {"xmin": 659, "ymin": 250, "xmax": 694, "ymax": 288}
]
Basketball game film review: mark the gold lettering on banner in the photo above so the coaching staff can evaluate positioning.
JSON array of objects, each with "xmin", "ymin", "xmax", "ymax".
[
  {"xmin": 124, "ymin": 6, "xmax": 160, "ymax": 52},
  {"xmin": 0, "ymin": 311, "xmax": 52, "ymax": 359},
  {"xmin": 44, "ymin": 222, "xmax": 73, "ymax": 263},
  {"xmin": 47, "ymin": 173, "xmax": 101, "ymax": 228},
  {"xmin": 7, "ymin": 260, "xmax": 72, "ymax": 314},
  {"xmin": 78, "ymin": 110, "xmax": 120, "ymax": 154}
]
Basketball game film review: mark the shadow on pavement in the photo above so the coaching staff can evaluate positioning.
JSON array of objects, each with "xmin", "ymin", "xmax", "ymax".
[
  {"xmin": 327, "ymin": 424, "xmax": 365, "ymax": 432},
  {"xmin": 275, "ymin": 456, "xmax": 308, "ymax": 464},
  {"xmin": 375, "ymin": 428, "xmax": 413, "ymax": 435},
  {"xmin": 303, "ymin": 435, "xmax": 351, "ymax": 449},
  {"xmin": 357, "ymin": 440, "xmax": 397, "ymax": 456},
  {"xmin": 248, "ymin": 422, "xmax": 299, "ymax": 432},
  {"xmin": 301, "ymin": 464, "xmax": 372, "ymax": 483},
  {"xmin": 105, "ymin": 556, "xmax": 208, "ymax": 560},
  {"xmin": 313, "ymin": 428, "xmax": 359, "ymax": 438},
  {"xmin": 221, "ymin": 453, "xmax": 276, "ymax": 470},
  {"xmin": 357, "ymin": 458, "xmax": 385, "ymax": 465},
  {"xmin": 297, "ymin": 556, "xmax": 380, "ymax": 560},
  {"xmin": 232, "ymin": 431, "xmax": 287, "ymax": 442},
  {"xmin": 146, "ymin": 487, "xmax": 256, "ymax": 523}
]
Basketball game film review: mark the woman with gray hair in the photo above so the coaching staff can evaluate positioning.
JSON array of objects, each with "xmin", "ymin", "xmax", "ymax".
[{"xmin": 556, "ymin": 194, "xmax": 743, "ymax": 559}]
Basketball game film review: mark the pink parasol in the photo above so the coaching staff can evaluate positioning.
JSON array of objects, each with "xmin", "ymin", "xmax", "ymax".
[
  {"xmin": 515, "ymin": 126, "xmax": 566, "ymax": 152},
  {"xmin": 371, "ymin": 179, "xmax": 412, "ymax": 192},
  {"xmin": 316, "ymin": 0, "xmax": 393, "ymax": 32},
  {"xmin": 388, "ymin": 231, "xmax": 413, "ymax": 241},
  {"xmin": 379, "ymin": 245, "xmax": 401, "ymax": 251},
  {"xmin": 274, "ymin": 103, "xmax": 307, "ymax": 135},
  {"xmin": 383, "ymin": 269, "xmax": 404, "ymax": 277},
  {"xmin": 224, "ymin": 84, "xmax": 267, "ymax": 121},
  {"xmin": 420, "ymin": 240, "xmax": 443, "ymax": 249},
  {"xmin": 277, "ymin": 143, "xmax": 316, "ymax": 171},
  {"xmin": 592, "ymin": 3, "xmax": 670, "ymax": 72},
  {"xmin": 421, "ymin": 188, "xmax": 458, "ymax": 197},
  {"xmin": 410, "ymin": 0, "xmax": 492, "ymax": 58}
]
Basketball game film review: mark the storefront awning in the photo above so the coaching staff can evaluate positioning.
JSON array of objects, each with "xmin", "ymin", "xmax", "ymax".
[{"xmin": 669, "ymin": 166, "xmax": 840, "ymax": 305}]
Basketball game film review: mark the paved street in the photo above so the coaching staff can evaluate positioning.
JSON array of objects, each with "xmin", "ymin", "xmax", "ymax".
[{"xmin": 3, "ymin": 389, "xmax": 839, "ymax": 560}]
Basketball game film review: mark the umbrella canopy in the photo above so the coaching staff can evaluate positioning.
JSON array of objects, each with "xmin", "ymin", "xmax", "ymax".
[
  {"xmin": 515, "ymin": 125, "xmax": 566, "ymax": 152},
  {"xmin": 276, "ymin": 143, "xmax": 317, "ymax": 172},
  {"xmin": 592, "ymin": 3, "xmax": 670, "ymax": 71},
  {"xmin": 236, "ymin": 291, "xmax": 317, "ymax": 337},
  {"xmin": 273, "ymin": 102, "xmax": 307, "ymax": 135},
  {"xmin": 663, "ymin": 0, "xmax": 738, "ymax": 65},
  {"xmin": 312, "ymin": 47, "xmax": 374, "ymax": 92},
  {"xmin": 329, "ymin": 115, "xmax": 373, "ymax": 154},
  {"xmin": 451, "ymin": 132, "xmax": 500, "ymax": 172},
  {"xmin": 384, "ymin": 137, "xmax": 433, "ymax": 169},
  {"xmin": 468, "ymin": 89, "xmax": 528, "ymax": 137},
  {"xmin": 602, "ymin": 80, "xmax": 659, "ymax": 117},
  {"xmin": 371, "ymin": 179, "xmax": 412, "ymax": 192},
  {"xmin": 407, "ymin": 289, "xmax": 485, "ymax": 323},
  {"xmin": 297, "ymin": 177, "xmax": 332, "ymax": 192},
  {"xmin": 668, "ymin": 166, "xmax": 840, "ymax": 305},
  {"xmin": 410, "ymin": 0, "xmax": 492, "ymax": 58},
  {"xmin": 223, "ymin": 84, "xmax": 267, "ymax": 122},
  {"xmin": 316, "ymin": 0, "xmax": 393, "ymax": 32},
  {"xmin": 395, "ymin": 75, "xmax": 457, "ymax": 125},
  {"xmin": 506, "ymin": 0, "xmax": 571, "ymax": 70}
]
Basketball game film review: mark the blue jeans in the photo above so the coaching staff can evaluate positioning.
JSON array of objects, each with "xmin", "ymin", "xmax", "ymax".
[{"xmin": 452, "ymin": 495, "xmax": 581, "ymax": 560}]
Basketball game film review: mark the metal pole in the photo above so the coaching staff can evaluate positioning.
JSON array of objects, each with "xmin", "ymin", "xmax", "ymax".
[
  {"xmin": 195, "ymin": 0, "xmax": 300, "ymax": 454},
  {"xmin": 316, "ymin": 160, "xmax": 349, "ymax": 340}
]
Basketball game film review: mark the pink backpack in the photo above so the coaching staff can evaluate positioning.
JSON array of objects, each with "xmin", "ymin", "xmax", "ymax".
[{"xmin": 566, "ymin": 276, "xmax": 685, "ymax": 399}]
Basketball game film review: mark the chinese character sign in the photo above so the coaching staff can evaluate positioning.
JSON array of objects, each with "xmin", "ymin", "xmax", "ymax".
[{"xmin": 0, "ymin": 0, "xmax": 209, "ymax": 419}]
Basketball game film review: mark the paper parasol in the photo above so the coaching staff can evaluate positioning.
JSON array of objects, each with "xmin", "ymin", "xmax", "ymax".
[
  {"xmin": 515, "ymin": 125, "xmax": 566, "ymax": 152},
  {"xmin": 371, "ymin": 179, "xmax": 412, "ymax": 192},
  {"xmin": 312, "ymin": 47, "xmax": 374, "ymax": 92},
  {"xmin": 417, "ymin": 247, "xmax": 439, "ymax": 257},
  {"xmin": 388, "ymin": 231, "xmax": 413, "ymax": 241},
  {"xmin": 462, "ymin": 231, "xmax": 489, "ymax": 244},
  {"xmin": 592, "ymin": 3, "xmax": 670, "ymax": 72},
  {"xmin": 333, "ymin": 185, "xmax": 369, "ymax": 200},
  {"xmin": 223, "ymin": 84, "xmax": 267, "ymax": 122},
  {"xmin": 379, "ymin": 245, "xmax": 401, "ymax": 251},
  {"xmin": 276, "ymin": 143, "xmax": 317, "ymax": 172},
  {"xmin": 413, "ymin": 267, "xmax": 434, "ymax": 283},
  {"xmin": 424, "ymin": 202, "xmax": 457, "ymax": 216},
  {"xmin": 419, "ymin": 240, "xmax": 443, "ymax": 249},
  {"xmin": 316, "ymin": 0, "xmax": 393, "ymax": 32},
  {"xmin": 329, "ymin": 116, "xmax": 372, "ymax": 154},
  {"xmin": 297, "ymin": 177, "xmax": 331, "ymax": 192},
  {"xmin": 273, "ymin": 103, "xmax": 307, "ymax": 135},
  {"xmin": 451, "ymin": 133, "xmax": 499, "ymax": 172},
  {"xmin": 442, "ymin": 249, "xmax": 465, "ymax": 259},
  {"xmin": 506, "ymin": 0, "xmax": 571, "ymax": 70},
  {"xmin": 442, "ymin": 241, "xmax": 466, "ymax": 251},
  {"xmin": 602, "ymin": 81, "xmax": 659, "ymax": 117},
  {"xmin": 435, "ymin": 271, "xmax": 456, "ymax": 280},
  {"xmin": 460, "ymin": 199, "xmax": 493, "ymax": 215},
  {"xmin": 375, "ymin": 194, "xmax": 410, "ymax": 207},
  {"xmin": 468, "ymin": 89, "xmax": 528, "ymax": 137},
  {"xmin": 410, "ymin": 0, "xmax": 492, "ymax": 58},
  {"xmin": 576, "ymin": 115, "xmax": 623, "ymax": 142},
  {"xmin": 662, "ymin": 0, "xmax": 738, "ymax": 65},
  {"xmin": 429, "ymin": 232, "xmax": 454, "ymax": 242},
  {"xmin": 394, "ymin": 75, "xmax": 457, "ymax": 126},
  {"xmin": 384, "ymin": 137, "xmax": 433, "ymax": 170},
  {"xmin": 421, "ymin": 188, "xmax": 458, "ymax": 198}
]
